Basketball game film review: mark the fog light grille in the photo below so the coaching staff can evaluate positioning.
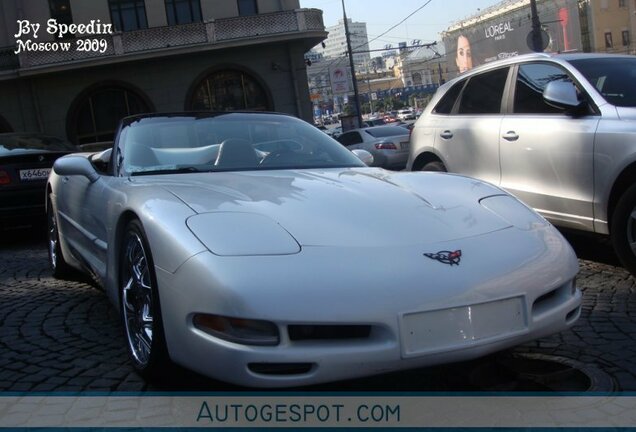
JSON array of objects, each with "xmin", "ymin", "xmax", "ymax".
[
  {"xmin": 288, "ymin": 325, "xmax": 371, "ymax": 341},
  {"xmin": 248, "ymin": 363, "xmax": 313, "ymax": 376}
]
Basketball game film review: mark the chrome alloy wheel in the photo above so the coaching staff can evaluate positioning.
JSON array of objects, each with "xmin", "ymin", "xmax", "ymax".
[
  {"xmin": 122, "ymin": 233, "xmax": 154, "ymax": 367},
  {"xmin": 627, "ymin": 208, "xmax": 636, "ymax": 255},
  {"xmin": 47, "ymin": 208, "xmax": 58, "ymax": 270}
]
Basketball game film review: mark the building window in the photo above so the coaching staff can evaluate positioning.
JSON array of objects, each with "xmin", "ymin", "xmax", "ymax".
[
  {"xmin": 71, "ymin": 86, "xmax": 151, "ymax": 144},
  {"xmin": 0, "ymin": 115, "xmax": 12, "ymax": 133},
  {"xmin": 237, "ymin": 0, "xmax": 258, "ymax": 16},
  {"xmin": 412, "ymin": 72, "xmax": 422, "ymax": 85},
  {"xmin": 189, "ymin": 70, "xmax": 270, "ymax": 111},
  {"xmin": 165, "ymin": 0, "xmax": 202, "ymax": 25},
  {"xmin": 619, "ymin": 0, "xmax": 626, "ymax": 7},
  {"xmin": 109, "ymin": 0, "xmax": 148, "ymax": 32},
  {"xmin": 605, "ymin": 31, "xmax": 614, "ymax": 48},
  {"xmin": 49, "ymin": 0, "xmax": 73, "ymax": 26},
  {"xmin": 623, "ymin": 30, "xmax": 630, "ymax": 46}
]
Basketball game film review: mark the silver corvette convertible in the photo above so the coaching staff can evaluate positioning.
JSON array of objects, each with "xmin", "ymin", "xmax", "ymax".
[{"xmin": 47, "ymin": 112, "xmax": 581, "ymax": 387}]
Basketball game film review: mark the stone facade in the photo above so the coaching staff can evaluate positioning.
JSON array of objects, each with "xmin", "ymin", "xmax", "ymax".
[{"xmin": 0, "ymin": 1, "xmax": 326, "ymax": 142}]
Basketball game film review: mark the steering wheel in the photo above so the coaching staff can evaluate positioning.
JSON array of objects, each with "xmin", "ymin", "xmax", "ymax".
[{"xmin": 259, "ymin": 148, "xmax": 294, "ymax": 166}]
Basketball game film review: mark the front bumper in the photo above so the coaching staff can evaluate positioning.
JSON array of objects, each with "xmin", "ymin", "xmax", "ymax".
[{"xmin": 156, "ymin": 225, "xmax": 580, "ymax": 388}]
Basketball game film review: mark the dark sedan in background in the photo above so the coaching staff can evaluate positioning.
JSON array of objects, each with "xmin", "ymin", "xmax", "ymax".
[{"xmin": 1, "ymin": 133, "xmax": 77, "ymax": 229}]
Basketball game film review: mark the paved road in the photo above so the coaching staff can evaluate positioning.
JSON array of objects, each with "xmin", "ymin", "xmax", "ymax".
[{"xmin": 0, "ymin": 227, "xmax": 634, "ymax": 392}]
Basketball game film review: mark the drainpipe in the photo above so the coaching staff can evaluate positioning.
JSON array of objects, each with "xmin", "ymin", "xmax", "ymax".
[{"xmin": 30, "ymin": 80, "xmax": 44, "ymax": 133}]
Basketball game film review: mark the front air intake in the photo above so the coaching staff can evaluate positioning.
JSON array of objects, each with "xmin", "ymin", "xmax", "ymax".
[{"xmin": 288, "ymin": 325, "xmax": 371, "ymax": 341}]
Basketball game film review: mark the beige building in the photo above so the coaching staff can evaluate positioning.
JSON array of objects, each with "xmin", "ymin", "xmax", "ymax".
[
  {"xmin": 0, "ymin": 0, "xmax": 326, "ymax": 144},
  {"xmin": 400, "ymin": 47, "xmax": 449, "ymax": 88},
  {"xmin": 585, "ymin": 0, "xmax": 636, "ymax": 54}
]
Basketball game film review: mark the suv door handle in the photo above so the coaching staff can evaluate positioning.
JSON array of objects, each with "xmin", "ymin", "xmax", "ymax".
[
  {"xmin": 440, "ymin": 130, "xmax": 453, "ymax": 139},
  {"xmin": 502, "ymin": 131, "xmax": 519, "ymax": 141}
]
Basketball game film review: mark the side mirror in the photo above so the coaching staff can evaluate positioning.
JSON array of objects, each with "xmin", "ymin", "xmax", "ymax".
[
  {"xmin": 53, "ymin": 156, "xmax": 99, "ymax": 183},
  {"xmin": 543, "ymin": 81, "xmax": 585, "ymax": 110},
  {"xmin": 351, "ymin": 149, "xmax": 374, "ymax": 166}
]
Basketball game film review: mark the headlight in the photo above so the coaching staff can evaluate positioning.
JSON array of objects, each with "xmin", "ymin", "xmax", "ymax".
[
  {"xmin": 479, "ymin": 195, "xmax": 548, "ymax": 231},
  {"xmin": 187, "ymin": 212, "xmax": 300, "ymax": 256}
]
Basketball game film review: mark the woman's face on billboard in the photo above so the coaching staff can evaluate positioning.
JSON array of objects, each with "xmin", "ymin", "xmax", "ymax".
[{"xmin": 456, "ymin": 36, "xmax": 473, "ymax": 73}]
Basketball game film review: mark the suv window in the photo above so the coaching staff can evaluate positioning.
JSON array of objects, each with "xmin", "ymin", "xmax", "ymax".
[
  {"xmin": 514, "ymin": 63, "xmax": 572, "ymax": 114},
  {"xmin": 569, "ymin": 57, "xmax": 636, "ymax": 107},
  {"xmin": 458, "ymin": 68, "xmax": 508, "ymax": 114},
  {"xmin": 433, "ymin": 79, "xmax": 465, "ymax": 114}
]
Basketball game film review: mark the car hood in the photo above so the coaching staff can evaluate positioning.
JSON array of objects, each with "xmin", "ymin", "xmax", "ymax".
[{"xmin": 143, "ymin": 168, "xmax": 513, "ymax": 247}]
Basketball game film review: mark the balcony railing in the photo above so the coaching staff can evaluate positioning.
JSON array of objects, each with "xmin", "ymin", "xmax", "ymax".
[{"xmin": 3, "ymin": 9, "xmax": 324, "ymax": 71}]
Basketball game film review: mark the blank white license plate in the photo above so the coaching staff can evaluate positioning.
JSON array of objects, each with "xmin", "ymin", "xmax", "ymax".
[
  {"xmin": 401, "ymin": 297, "xmax": 526, "ymax": 357},
  {"xmin": 19, "ymin": 168, "xmax": 51, "ymax": 181}
]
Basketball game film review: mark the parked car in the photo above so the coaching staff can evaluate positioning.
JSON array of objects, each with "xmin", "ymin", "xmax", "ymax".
[
  {"xmin": 383, "ymin": 113, "xmax": 398, "ymax": 123},
  {"xmin": 397, "ymin": 109, "xmax": 416, "ymax": 120},
  {"xmin": 47, "ymin": 112, "xmax": 580, "ymax": 387},
  {"xmin": 337, "ymin": 126, "xmax": 411, "ymax": 170},
  {"xmin": 326, "ymin": 126, "xmax": 342, "ymax": 139},
  {"xmin": 363, "ymin": 118, "xmax": 386, "ymax": 127},
  {"xmin": 0, "ymin": 133, "xmax": 76, "ymax": 228},
  {"xmin": 408, "ymin": 52, "xmax": 636, "ymax": 275}
]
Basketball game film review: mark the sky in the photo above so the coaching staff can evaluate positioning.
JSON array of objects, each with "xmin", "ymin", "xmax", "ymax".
[{"xmin": 300, "ymin": 0, "xmax": 505, "ymax": 52}]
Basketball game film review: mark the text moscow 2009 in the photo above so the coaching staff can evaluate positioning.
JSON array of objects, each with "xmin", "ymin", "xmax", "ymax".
[{"xmin": 14, "ymin": 19, "xmax": 112, "ymax": 54}]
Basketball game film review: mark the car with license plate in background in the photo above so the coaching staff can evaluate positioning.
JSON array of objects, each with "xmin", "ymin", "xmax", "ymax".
[
  {"xmin": 408, "ymin": 53, "xmax": 636, "ymax": 276},
  {"xmin": 47, "ymin": 111, "xmax": 580, "ymax": 387},
  {"xmin": 337, "ymin": 125, "xmax": 411, "ymax": 170},
  {"xmin": 0, "ymin": 133, "xmax": 77, "ymax": 228}
]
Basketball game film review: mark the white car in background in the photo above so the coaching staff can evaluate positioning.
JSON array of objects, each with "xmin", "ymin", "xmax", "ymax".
[{"xmin": 397, "ymin": 109, "xmax": 416, "ymax": 120}]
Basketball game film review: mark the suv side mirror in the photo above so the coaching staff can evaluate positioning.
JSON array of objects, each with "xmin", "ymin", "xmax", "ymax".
[
  {"xmin": 543, "ymin": 81, "xmax": 585, "ymax": 110},
  {"xmin": 351, "ymin": 149, "xmax": 374, "ymax": 166}
]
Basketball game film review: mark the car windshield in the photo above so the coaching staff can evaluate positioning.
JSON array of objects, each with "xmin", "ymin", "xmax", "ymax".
[
  {"xmin": 364, "ymin": 127, "xmax": 409, "ymax": 138},
  {"xmin": 0, "ymin": 134, "xmax": 76, "ymax": 156},
  {"xmin": 569, "ymin": 57, "xmax": 636, "ymax": 107},
  {"xmin": 118, "ymin": 113, "xmax": 365, "ymax": 176}
]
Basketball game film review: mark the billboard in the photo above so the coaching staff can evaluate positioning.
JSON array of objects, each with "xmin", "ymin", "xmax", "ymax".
[
  {"xmin": 443, "ymin": 0, "xmax": 582, "ymax": 78},
  {"xmin": 329, "ymin": 66, "xmax": 350, "ymax": 94}
]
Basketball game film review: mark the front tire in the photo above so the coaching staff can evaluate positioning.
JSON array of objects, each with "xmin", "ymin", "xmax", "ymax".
[
  {"xmin": 611, "ymin": 183, "xmax": 636, "ymax": 276},
  {"xmin": 120, "ymin": 219, "xmax": 170, "ymax": 378},
  {"xmin": 47, "ymin": 196, "xmax": 74, "ymax": 279}
]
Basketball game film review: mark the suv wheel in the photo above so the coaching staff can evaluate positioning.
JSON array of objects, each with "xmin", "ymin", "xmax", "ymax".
[
  {"xmin": 421, "ymin": 161, "xmax": 447, "ymax": 172},
  {"xmin": 611, "ymin": 183, "xmax": 636, "ymax": 275}
]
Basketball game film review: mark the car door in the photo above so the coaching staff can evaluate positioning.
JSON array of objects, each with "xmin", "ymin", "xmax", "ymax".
[
  {"xmin": 499, "ymin": 62, "xmax": 599, "ymax": 231},
  {"xmin": 55, "ymin": 156, "xmax": 109, "ymax": 278},
  {"xmin": 435, "ymin": 67, "xmax": 509, "ymax": 185}
]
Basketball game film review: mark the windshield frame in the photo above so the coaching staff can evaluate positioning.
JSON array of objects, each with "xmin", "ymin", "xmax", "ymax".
[{"xmin": 115, "ymin": 112, "xmax": 366, "ymax": 177}]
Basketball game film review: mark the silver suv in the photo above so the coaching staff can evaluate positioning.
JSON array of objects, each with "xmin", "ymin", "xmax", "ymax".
[{"xmin": 408, "ymin": 53, "xmax": 636, "ymax": 275}]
